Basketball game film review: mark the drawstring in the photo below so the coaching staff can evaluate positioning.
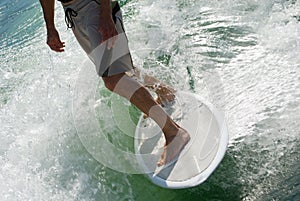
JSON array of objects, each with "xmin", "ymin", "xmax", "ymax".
[
  {"xmin": 64, "ymin": 1, "xmax": 120, "ymax": 29},
  {"xmin": 65, "ymin": 8, "xmax": 78, "ymax": 29}
]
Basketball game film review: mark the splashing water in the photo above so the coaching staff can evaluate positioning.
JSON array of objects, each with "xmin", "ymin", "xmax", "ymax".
[{"xmin": 0, "ymin": 0, "xmax": 299, "ymax": 200}]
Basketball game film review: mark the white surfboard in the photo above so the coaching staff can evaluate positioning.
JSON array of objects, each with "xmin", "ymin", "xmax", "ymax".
[{"xmin": 134, "ymin": 91, "xmax": 228, "ymax": 189}]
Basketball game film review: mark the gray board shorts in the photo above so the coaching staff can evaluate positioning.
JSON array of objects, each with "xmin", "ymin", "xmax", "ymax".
[{"xmin": 62, "ymin": 0, "xmax": 134, "ymax": 77}]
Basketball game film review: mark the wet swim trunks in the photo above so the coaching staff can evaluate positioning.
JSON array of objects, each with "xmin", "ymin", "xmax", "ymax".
[{"xmin": 61, "ymin": 0, "xmax": 134, "ymax": 77}]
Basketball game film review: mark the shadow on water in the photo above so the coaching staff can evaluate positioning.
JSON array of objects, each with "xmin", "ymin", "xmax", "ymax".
[{"xmin": 127, "ymin": 150, "xmax": 244, "ymax": 201}]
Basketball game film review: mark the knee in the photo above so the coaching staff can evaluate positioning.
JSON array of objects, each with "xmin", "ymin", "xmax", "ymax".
[
  {"xmin": 102, "ymin": 73, "xmax": 125, "ymax": 91},
  {"xmin": 102, "ymin": 77, "xmax": 116, "ymax": 91}
]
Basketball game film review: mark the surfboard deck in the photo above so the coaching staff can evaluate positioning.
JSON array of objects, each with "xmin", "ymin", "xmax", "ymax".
[{"xmin": 134, "ymin": 91, "xmax": 228, "ymax": 189}]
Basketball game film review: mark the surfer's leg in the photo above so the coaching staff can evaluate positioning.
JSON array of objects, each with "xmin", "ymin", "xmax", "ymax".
[
  {"xmin": 102, "ymin": 73, "xmax": 190, "ymax": 166},
  {"xmin": 103, "ymin": 72, "xmax": 175, "ymax": 130},
  {"xmin": 73, "ymin": 0, "xmax": 189, "ymax": 166}
]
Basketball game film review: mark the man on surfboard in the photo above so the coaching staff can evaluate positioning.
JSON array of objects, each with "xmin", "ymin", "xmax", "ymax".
[{"xmin": 39, "ymin": 0, "xmax": 190, "ymax": 167}]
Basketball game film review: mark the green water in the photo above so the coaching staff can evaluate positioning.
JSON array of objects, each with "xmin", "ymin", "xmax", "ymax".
[{"xmin": 0, "ymin": 0, "xmax": 299, "ymax": 200}]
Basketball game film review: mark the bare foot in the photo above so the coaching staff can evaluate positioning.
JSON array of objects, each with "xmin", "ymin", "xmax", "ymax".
[
  {"xmin": 143, "ymin": 85, "xmax": 176, "ymax": 118},
  {"xmin": 157, "ymin": 128, "xmax": 191, "ymax": 167},
  {"xmin": 155, "ymin": 85, "xmax": 176, "ymax": 107}
]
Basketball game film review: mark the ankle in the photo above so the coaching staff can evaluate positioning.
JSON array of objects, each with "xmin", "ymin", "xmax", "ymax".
[{"xmin": 162, "ymin": 122, "xmax": 179, "ymax": 137}]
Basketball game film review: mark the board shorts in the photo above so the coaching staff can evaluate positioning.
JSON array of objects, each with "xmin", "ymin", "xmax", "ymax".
[{"xmin": 62, "ymin": 0, "xmax": 134, "ymax": 77}]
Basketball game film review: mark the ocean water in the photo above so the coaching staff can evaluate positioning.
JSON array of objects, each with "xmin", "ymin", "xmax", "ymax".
[{"xmin": 0, "ymin": 0, "xmax": 299, "ymax": 200}]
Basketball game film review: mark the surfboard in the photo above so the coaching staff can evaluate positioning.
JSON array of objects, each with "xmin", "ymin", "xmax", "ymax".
[{"xmin": 134, "ymin": 91, "xmax": 228, "ymax": 189}]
